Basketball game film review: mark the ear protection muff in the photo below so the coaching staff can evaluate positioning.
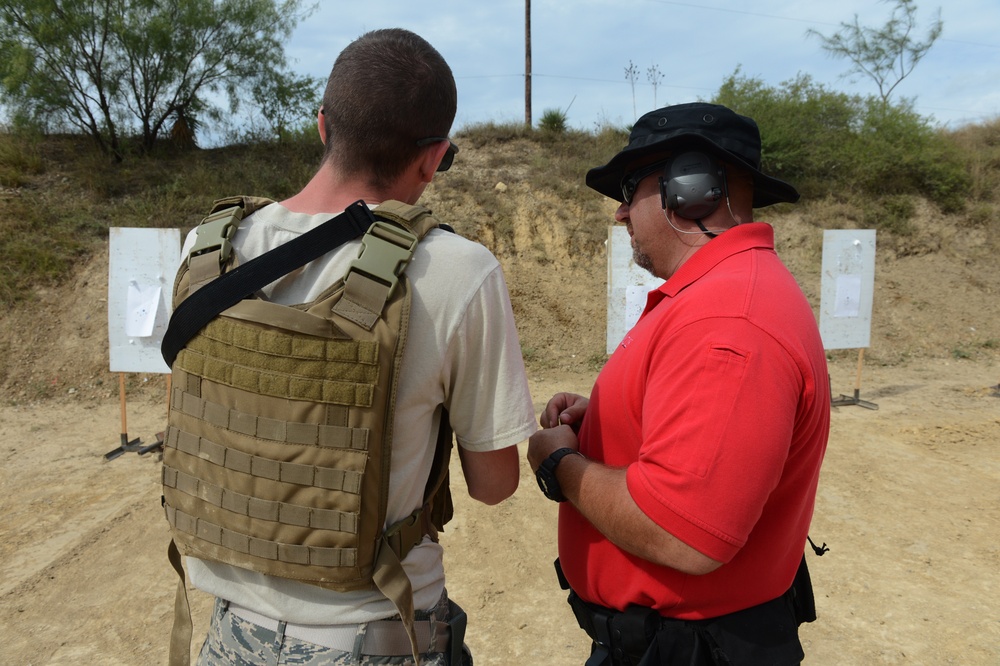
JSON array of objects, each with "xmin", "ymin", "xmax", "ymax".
[{"xmin": 659, "ymin": 151, "xmax": 724, "ymax": 220}]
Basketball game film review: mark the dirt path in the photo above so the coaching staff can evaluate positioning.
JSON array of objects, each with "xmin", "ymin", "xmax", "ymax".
[{"xmin": 1, "ymin": 357, "xmax": 997, "ymax": 664}]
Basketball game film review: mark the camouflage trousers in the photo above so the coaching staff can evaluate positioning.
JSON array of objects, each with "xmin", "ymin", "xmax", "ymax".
[{"xmin": 197, "ymin": 593, "xmax": 472, "ymax": 666}]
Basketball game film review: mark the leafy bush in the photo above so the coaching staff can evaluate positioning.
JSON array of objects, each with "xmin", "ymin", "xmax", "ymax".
[{"xmin": 713, "ymin": 70, "xmax": 971, "ymax": 212}]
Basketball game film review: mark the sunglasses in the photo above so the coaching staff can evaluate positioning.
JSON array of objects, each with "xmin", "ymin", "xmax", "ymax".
[
  {"xmin": 620, "ymin": 160, "xmax": 671, "ymax": 204},
  {"xmin": 416, "ymin": 137, "xmax": 460, "ymax": 172}
]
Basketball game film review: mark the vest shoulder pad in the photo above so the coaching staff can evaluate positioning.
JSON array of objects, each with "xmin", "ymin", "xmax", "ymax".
[{"xmin": 372, "ymin": 200, "xmax": 443, "ymax": 238}]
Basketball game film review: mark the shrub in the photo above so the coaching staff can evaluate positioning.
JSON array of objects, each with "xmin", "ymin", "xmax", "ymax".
[
  {"xmin": 713, "ymin": 70, "xmax": 971, "ymax": 210},
  {"xmin": 945, "ymin": 118, "xmax": 1000, "ymax": 204},
  {"xmin": 863, "ymin": 194, "xmax": 916, "ymax": 236},
  {"xmin": 538, "ymin": 108, "xmax": 568, "ymax": 134},
  {"xmin": 0, "ymin": 132, "xmax": 44, "ymax": 187}
]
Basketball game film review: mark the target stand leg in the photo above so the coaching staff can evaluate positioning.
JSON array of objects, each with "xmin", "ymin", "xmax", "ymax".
[{"xmin": 104, "ymin": 432, "xmax": 145, "ymax": 461}]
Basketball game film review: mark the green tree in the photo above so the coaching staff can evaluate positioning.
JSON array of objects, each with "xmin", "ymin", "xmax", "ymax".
[
  {"xmin": 0, "ymin": 0, "xmax": 317, "ymax": 159},
  {"xmin": 807, "ymin": 0, "xmax": 943, "ymax": 106},
  {"xmin": 244, "ymin": 58, "xmax": 322, "ymax": 143}
]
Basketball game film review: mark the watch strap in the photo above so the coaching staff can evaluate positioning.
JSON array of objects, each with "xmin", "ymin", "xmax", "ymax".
[{"xmin": 536, "ymin": 447, "xmax": 581, "ymax": 502}]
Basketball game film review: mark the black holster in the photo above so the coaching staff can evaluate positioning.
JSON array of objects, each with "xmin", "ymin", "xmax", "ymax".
[
  {"xmin": 568, "ymin": 594, "xmax": 663, "ymax": 666},
  {"xmin": 446, "ymin": 598, "xmax": 470, "ymax": 666}
]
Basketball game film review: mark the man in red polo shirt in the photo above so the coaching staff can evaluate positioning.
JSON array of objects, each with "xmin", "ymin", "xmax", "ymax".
[{"xmin": 528, "ymin": 102, "xmax": 830, "ymax": 665}]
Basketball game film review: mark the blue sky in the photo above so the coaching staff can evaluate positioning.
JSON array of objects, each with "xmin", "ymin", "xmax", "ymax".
[{"xmin": 284, "ymin": 0, "xmax": 1000, "ymax": 132}]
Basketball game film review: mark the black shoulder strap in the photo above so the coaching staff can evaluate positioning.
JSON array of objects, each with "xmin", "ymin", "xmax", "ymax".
[{"xmin": 160, "ymin": 199, "xmax": 376, "ymax": 367}]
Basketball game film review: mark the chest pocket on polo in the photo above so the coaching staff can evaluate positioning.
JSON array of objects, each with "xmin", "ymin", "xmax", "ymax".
[{"xmin": 663, "ymin": 344, "xmax": 750, "ymax": 478}]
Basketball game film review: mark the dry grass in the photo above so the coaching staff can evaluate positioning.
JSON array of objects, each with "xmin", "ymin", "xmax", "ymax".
[
  {"xmin": 946, "ymin": 118, "xmax": 1000, "ymax": 204},
  {"xmin": 1, "ymin": 122, "xmax": 998, "ymax": 310}
]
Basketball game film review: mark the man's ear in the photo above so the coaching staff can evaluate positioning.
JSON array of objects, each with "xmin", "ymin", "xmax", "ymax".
[
  {"xmin": 419, "ymin": 140, "xmax": 451, "ymax": 182},
  {"xmin": 317, "ymin": 108, "xmax": 327, "ymax": 145}
]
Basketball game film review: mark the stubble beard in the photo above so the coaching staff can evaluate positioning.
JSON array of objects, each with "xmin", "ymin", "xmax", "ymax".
[{"xmin": 632, "ymin": 243, "xmax": 655, "ymax": 275}]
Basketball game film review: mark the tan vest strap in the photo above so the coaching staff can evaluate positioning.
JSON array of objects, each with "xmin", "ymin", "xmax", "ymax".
[
  {"xmin": 164, "ymin": 466, "xmax": 360, "ymax": 533},
  {"xmin": 371, "ymin": 200, "xmax": 437, "ymax": 235},
  {"xmin": 168, "ymin": 539, "xmax": 193, "ymax": 666},
  {"xmin": 209, "ymin": 195, "xmax": 274, "ymax": 217},
  {"xmin": 332, "ymin": 218, "xmax": 421, "ymax": 330},
  {"xmin": 370, "ymin": 506, "xmax": 438, "ymax": 664},
  {"xmin": 223, "ymin": 300, "xmax": 348, "ymax": 339},
  {"xmin": 165, "ymin": 428, "xmax": 363, "ymax": 493},
  {"xmin": 171, "ymin": 386, "xmax": 369, "ymax": 450},
  {"xmin": 372, "ymin": 533, "xmax": 420, "ymax": 664},
  {"xmin": 187, "ymin": 251, "xmax": 222, "ymax": 294},
  {"xmin": 332, "ymin": 271, "xmax": 391, "ymax": 329},
  {"xmin": 166, "ymin": 505, "xmax": 358, "ymax": 568},
  {"xmin": 186, "ymin": 207, "xmax": 242, "ymax": 278},
  {"xmin": 385, "ymin": 508, "xmax": 430, "ymax": 562},
  {"xmin": 171, "ymin": 196, "xmax": 275, "ymax": 306},
  {"xmin": 181, "ymin": 371, "xmax": 202, "ymax": 398}
]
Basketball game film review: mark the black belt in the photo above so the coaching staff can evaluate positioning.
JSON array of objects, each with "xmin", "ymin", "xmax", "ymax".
[{"xmin": 560, "ymin": 557, "xmax": 815, "ymax": 666}]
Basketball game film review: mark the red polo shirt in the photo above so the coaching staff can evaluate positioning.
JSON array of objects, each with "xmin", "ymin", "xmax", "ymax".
[{"xmin": 559, "ymin": 223, "xmax": 829, "ymax": 619}]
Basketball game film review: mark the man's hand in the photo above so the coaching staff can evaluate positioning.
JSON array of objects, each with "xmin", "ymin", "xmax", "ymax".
[
  {"xmin": 528, "ymin": 392, "xmax": 589, "ymax": 472},
  {"xmin": 539, "ymin": 392, "xmax": 589, "ymax": 431},
  {"xmin": 527, "ymin": 425, "xmax": 579, "ymax": 472}
]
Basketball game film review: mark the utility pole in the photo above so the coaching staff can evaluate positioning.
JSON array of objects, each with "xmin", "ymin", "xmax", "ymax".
[{"xmin": 525, "ymin": 0, "xmax": 532, "ymax": 126}]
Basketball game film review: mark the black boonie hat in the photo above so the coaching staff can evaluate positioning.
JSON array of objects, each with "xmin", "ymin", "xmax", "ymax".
[{"xmin": 586, "ymin": 102, "xmax": 800, "ymax": 208}]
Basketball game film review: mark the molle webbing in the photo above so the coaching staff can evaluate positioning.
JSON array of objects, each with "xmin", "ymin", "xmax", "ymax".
[
  {"xmin": 178, "ymin": 317, "xmax": 379, "ymax": 406},
  {"xmin": 163, "ymin": 466, "xmax": 360, "ymax": 533},
  {"xmin": 164, "ymin": 504, "xmax": 358, "ymax": 568},
  {"xmin": 169, "ymin": 384, "xmax": 369, "ymax": 450},
  {"xmin": 163, "ymin": 426, "xmax": 364, "ymax": 493}
]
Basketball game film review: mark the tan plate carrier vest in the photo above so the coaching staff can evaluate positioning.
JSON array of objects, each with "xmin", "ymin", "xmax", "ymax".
[{"xmin": 162, "ymin": 197, "xmax": 453, "ymax": 665}]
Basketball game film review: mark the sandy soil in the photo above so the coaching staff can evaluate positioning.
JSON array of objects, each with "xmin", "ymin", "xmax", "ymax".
[
  {"xmin": 1, "ymin": 358, "xmax": 998, "ymax": 665},
  {"xmin": 1, "ymin": 172, "xmax": 999, "ymax": 664}
]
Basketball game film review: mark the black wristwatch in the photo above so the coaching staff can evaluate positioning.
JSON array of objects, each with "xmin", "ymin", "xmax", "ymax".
[{"xmin": 535, "ymin": 447, "xmax": 581, "ymax": 502}]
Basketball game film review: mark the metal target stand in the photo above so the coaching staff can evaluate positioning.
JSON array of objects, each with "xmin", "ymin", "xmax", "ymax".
[
  {"xmin": 103, "ymin": 373, "xmax": 167, "ymax": 460},
  {"xmin": 831, "ymin": 349, "xmax": 879, "ymax": 410}
]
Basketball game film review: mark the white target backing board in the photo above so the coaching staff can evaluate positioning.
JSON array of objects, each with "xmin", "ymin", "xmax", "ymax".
[
  {"xmin": 819, "ymin": 229, "xmax": 876, "ymax": 350},
  {"xmin": 108, "ymin": 227, "xmax": 181, "ymax": 373},
  {"xmin": 607, "ymin": 226, "xmax": 664, "ymax": 354}
]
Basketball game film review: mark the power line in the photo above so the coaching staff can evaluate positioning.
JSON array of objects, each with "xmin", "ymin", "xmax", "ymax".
[
  {"xmin": 458, "ymin": 72, "xmax": 711, "ymax": 92},
  {"xmin": 643, "ymin": 0, "xmax": 1000, "ymax": 49},
  {"xmin": 643, "ymin": 0, "xmax": 840, "ymax": 27}
]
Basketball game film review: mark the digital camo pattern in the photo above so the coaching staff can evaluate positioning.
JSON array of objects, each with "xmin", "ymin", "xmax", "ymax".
[{"xmin": 197, "ymin": 598, "xmax": 471, "ymax": 666}]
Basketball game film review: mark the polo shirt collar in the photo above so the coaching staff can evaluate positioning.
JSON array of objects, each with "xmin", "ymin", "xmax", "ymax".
[{"xmin": 644, "ymin": 222, "xmax": 775, "ymax": 312}]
